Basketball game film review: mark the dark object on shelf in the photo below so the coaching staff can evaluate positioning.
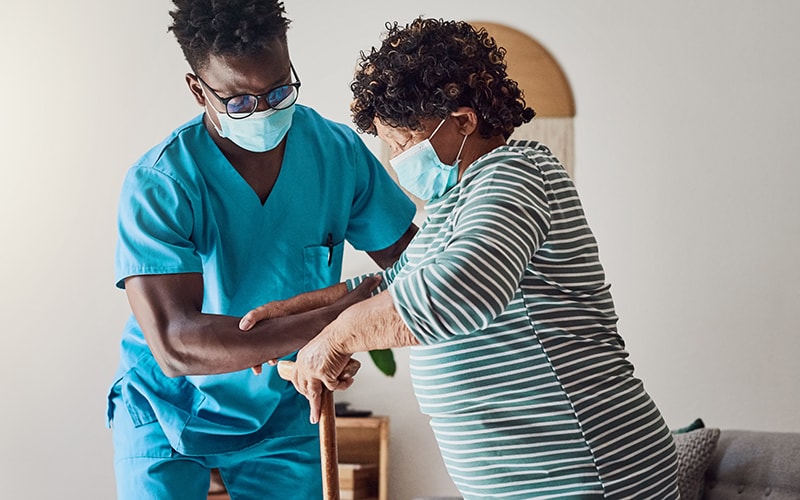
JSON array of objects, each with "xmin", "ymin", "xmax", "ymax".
[{"xmin": 335, "ymin": 402, "xmax": 372, "ymax": 418}]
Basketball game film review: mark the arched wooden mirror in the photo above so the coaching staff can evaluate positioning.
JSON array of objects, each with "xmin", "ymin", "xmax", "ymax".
[{"xmin": 469, "ymin": 21, "xmax": 575, "ymax": 179}]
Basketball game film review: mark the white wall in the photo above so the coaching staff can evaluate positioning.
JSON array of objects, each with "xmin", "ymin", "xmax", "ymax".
[{"xmin": 1, "ymin": 1, "xmax": 797, "ymax": 499}]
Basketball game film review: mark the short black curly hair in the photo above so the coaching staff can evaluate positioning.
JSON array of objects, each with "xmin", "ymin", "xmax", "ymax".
[
  {"xmin": 168, "ymin": 0, "xmax": 290, "ymax": 72},
  {"xmin": 351, "ymin": 18, "xmax": 535, "ymax": 139}
]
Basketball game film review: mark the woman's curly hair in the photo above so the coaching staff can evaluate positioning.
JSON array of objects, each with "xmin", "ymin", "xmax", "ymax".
[
  {"xmin": 351, "ymin": 18, "xmax": 535, "ymax": 139},
  {"xmin": 168, "ymin": 0, "xmax": 290, "ymax": 72}
]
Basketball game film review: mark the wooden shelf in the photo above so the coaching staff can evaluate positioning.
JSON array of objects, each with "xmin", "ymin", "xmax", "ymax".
[{"xmin": 336, "ymin": 416, "xmax": 389, "ymax": 500}]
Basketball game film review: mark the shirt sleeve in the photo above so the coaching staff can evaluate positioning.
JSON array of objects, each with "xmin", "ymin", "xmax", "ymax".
[
  {"xmin": 345, "ymin": 252, "xmax": 409, "ymax": 293},
  {"xmin": 343, "ymin": 136, "xmax": 416, "ymax": 252},
  {"xmin": 114, "ymin": 166, "xmax": 202, "ymax": 288},
  {"xmin": 389, "ymin": 157, "xmax": 552, "ymax": 344}
]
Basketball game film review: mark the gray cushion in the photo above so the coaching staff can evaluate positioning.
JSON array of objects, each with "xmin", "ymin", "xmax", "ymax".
[{"xmin": 704, "ymin": 430, "xmax": 800, "ymax": 500}]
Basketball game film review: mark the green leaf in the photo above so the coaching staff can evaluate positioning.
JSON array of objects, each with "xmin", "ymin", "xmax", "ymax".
[{"xmin": 368, "ymin": 348, "xmax": 396, "ymax": 377}]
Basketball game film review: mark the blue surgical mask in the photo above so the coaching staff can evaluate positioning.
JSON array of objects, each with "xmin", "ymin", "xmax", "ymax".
[
  {"xmin": 209, "ymin": 104, "xmax": 295, "ymax": 153},
  {"xmin": 389, "ymin": 118, "xmax": 467, "ymax": 201}
]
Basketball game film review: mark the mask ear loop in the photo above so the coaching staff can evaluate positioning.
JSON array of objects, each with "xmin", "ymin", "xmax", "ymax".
[
  {"xmin": 454, "ymin": 133, "xmax": 468, "ymax": 166},
  {"xmin": 429, "ymin": 117, "xmax": 448, "ymax": 140},
  {"xmin": 430, "ymin": 116, "xmax": 467, "ymax": 165},
  {"xmin": 199, "ymin": 85, "xmax": 225, "ymax": 135}
]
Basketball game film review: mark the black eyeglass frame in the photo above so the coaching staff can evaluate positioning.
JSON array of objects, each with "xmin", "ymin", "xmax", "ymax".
[{"xmin": 196, "ymin": 64, "xmax": 301, "ymax": 119}]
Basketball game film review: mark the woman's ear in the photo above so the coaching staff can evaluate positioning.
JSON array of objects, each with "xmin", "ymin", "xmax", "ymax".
[{"xmin": 451, "ymin": 107, "xmax": 479, "ymax": 136}]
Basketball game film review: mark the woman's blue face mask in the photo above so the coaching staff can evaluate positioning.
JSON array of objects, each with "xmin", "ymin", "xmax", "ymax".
[{"xmin": 389, "ymin": 118, "xmax": 467, "ymax": 201}]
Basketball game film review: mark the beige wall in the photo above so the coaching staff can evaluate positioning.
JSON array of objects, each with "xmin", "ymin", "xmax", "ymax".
[{"xmin": 1, "ymin": 1, "xmax": 798, "ymax": 498}]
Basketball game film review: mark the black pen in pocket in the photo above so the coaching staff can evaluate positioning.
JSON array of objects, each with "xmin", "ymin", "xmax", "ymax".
[{"xmin": 326, "ymin": 233, "xmax": 333, "ymax": 267}]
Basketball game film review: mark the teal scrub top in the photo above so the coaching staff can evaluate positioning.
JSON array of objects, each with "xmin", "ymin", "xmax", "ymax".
[{"xmin": 111, "ymin": 105, "xmax": 415, "ymax": 456}]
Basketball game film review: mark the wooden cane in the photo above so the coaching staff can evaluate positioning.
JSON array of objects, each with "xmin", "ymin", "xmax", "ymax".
[
  {"xmin": 277, "ymin": 359, "xmax": 361, "ymax": 500},
  {"xmin": 319, "ymin": 388, "xmax": 340, "ymax": 500}
]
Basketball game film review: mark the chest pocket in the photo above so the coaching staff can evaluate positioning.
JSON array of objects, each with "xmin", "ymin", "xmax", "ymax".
[{"xmin": 303, "ymin": 239, "xmax": 344, "ymax": 292}]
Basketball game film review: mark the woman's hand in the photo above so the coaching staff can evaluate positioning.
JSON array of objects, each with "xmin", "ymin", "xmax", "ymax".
[
  {"xmin": 275, "ymin": 284, "xmax": 417, "ymax": 423},
  {"xmin": 277, "ymin": 335, "xmax": 359, "ymax": 423}
]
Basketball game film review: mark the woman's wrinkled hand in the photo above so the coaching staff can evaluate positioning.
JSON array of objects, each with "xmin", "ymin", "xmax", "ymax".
[{"xmin": 276, "ymin": 341, "xmax": 361, "ymax": 424}]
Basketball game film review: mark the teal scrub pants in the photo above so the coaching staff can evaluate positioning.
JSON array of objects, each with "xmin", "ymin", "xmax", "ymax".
[{"xmin": 111, "ymin": 395, "xmax": 323, "ymax": 500}]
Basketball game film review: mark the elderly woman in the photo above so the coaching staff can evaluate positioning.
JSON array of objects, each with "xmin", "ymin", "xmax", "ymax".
[{"xmin": 242, "ymin": 17, "xmax": 680, "ymax": 499}]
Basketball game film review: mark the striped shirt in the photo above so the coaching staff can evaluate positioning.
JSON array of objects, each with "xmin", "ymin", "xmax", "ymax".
[{"xmin": 351, "ymin": 143, "xmax": 679, "ymax": 499}]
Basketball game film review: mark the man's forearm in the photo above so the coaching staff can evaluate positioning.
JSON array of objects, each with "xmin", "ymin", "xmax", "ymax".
[
  {"xmin": 161, "ymin": 300, "xmax": 352, "ymax": 377},
  {"xmin": 275, "ymin": 283, "xmax": 349, "ymax": 315},
  {"xmin": 237, "ymin": 283, "xmax": 350, "ymax": 332}
]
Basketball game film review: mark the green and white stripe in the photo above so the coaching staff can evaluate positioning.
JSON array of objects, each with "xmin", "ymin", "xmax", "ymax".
[{"xmin": 360, "ymin": 143, "xmax": 679, "ymax": 498}]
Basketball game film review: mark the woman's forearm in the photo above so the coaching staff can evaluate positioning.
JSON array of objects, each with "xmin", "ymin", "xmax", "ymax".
[{"xmin": 327, "ymin": 291, "xmax": 420, "ymax": 354}]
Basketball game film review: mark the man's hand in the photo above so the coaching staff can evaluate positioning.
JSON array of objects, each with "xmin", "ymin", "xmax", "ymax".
[
  {"xmin": 237, "ymin": 299, "xmax": 292, "ymax": 375},
  {"xmin": 240, "ymin": 276, "xmax": 381, "ymax": 330}
]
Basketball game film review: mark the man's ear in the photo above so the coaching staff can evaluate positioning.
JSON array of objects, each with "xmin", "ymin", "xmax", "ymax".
[
  {"xmin": 185, "ymin": 73, "xmax": 205, "ymax": 107},
  {"xmin": 450, "ymin": 107, "xmax": 479, "ymax": 136}
]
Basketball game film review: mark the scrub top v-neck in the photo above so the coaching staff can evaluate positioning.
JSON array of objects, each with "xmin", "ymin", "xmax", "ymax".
[{"xmin": 111, "ymin": 104, "xmax": 415, "ymax": 455}]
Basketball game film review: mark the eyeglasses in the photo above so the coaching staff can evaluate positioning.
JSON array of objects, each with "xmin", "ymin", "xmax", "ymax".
[{"xmin": 196, "ymin": 64, "xmax": 301, "ymax": 119}]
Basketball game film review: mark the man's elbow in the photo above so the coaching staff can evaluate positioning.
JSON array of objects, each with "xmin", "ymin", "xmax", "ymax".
[
  {"xmin": 154, "ymin": 355, "xmax": 185, "ymax": 378},
  {"xmin": 145, "ymin": 327, "xmax": 191, "ymax": 378}
]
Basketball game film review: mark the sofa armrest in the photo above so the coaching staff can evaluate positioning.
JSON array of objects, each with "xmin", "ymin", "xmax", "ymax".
[{"xmin": 703, "ymin": 430, "xmax": 800, "ymax": 500}]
